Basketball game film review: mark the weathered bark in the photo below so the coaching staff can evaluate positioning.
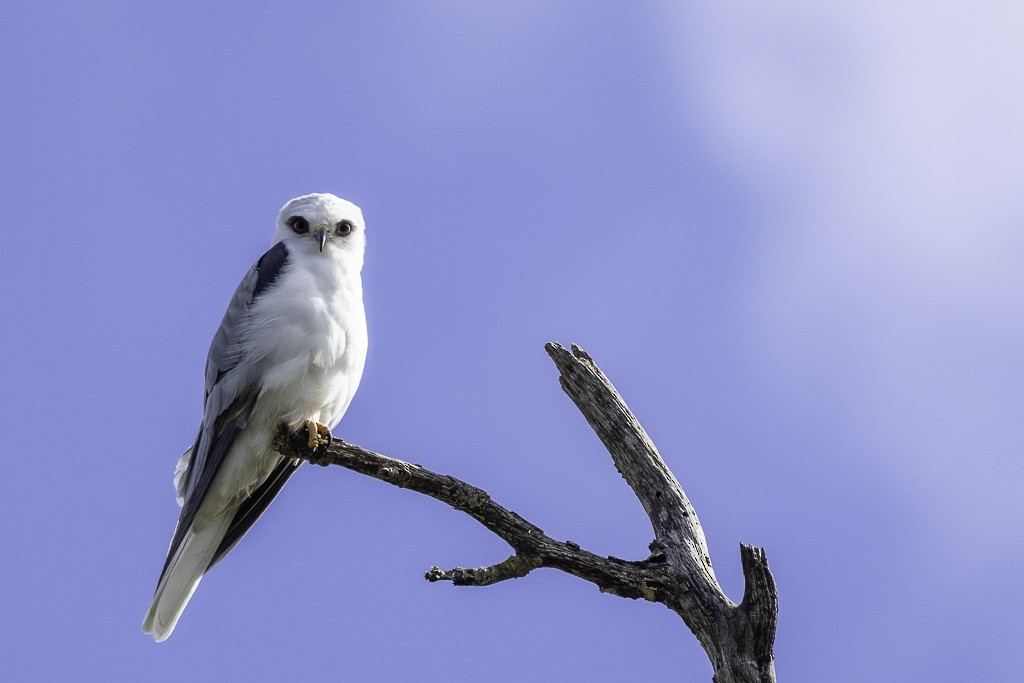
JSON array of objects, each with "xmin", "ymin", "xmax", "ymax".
[{"xmin": 274, "ymin": 342, "xmax": 777, "ymax": 682}]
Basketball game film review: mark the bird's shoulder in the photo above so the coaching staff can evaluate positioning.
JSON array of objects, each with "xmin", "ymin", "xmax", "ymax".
[{"xmin": 250, "ymin": 240, "xmax": 291, "ymax": 301}]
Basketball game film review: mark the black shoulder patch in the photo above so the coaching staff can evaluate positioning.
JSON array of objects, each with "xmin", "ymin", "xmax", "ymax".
[{"xmin": 251, "ymin": 241, "xmax": 289, "ymax": 302}]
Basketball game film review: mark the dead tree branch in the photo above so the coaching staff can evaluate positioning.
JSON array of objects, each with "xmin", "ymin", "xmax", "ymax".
[{"xmin": 274, "ymin": 342, "xmax": 777, "ymax": 682}]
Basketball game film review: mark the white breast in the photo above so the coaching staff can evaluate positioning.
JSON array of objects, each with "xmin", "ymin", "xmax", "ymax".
[{"xmin": 243, "ymin": 246, "xmax": 368, "ymax": 431}]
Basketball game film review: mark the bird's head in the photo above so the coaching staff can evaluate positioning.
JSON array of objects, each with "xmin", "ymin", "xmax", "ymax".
[{"xmin": 272, "ymin": 193, "xmax": 366, "ymax": 268}]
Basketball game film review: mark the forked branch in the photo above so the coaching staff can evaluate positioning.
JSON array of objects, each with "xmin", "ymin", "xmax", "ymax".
[{"xmin": 274, "ymin": 342, "xmax": 777, "ymax": 682}]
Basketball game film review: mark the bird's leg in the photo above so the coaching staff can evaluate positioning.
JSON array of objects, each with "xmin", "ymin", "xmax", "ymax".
[{"xmin": 304, "ymin": 418, "xmax": 333, "ymax": 450}]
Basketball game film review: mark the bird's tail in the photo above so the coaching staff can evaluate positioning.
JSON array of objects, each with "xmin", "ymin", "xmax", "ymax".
[{"xmin": 142, "ymin": 513, "xmax": 233, "ymax": 642}]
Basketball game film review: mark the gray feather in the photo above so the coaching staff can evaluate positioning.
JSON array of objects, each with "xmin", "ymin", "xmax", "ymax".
[{"xmin": 157, "ymin": 241, "xmax": 291, "ymax": 581}]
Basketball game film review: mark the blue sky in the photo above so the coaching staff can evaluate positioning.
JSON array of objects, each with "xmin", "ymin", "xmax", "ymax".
[{"xmin": 2, "ymin": 2, "xmax": 1022, "ymax": 681}]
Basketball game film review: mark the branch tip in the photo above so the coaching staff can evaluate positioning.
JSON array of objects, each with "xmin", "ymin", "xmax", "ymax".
[
  {"xmin": 570, "ymin": 342, "xmax": 593, "ymax": 362},
  {"xmin": 737, "ymin": 543, "xmax": 778, "ymax": 665},
  {"xmin": 426, "ymin": 556, "xmax": 539, "ymax": 587}
]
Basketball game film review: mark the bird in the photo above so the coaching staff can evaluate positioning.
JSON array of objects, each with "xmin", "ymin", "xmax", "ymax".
[{"xmin": 142, "ymin": 192, "xmax": 368, "ymax": 642}]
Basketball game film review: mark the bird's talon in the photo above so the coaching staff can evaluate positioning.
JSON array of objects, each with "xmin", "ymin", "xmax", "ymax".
[
  {"xmin": 305, "ymin": 419, "xmax": 319, "ymax": 449},
  {"xmin": 303, "ymin": 419, "xmax": 333, "ymax": 451},
  {"xmin": 316, "ymin": 422, "xmax": 333, "ymax": 448}
]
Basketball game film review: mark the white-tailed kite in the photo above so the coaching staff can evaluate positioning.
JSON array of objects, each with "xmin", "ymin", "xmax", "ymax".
[{"xmin": 142, "ymin": 193, "xmax": 368, "ymax": 642}]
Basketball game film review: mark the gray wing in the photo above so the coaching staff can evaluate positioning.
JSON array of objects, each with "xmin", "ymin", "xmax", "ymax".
[
  {"xmin": 160, "ymin": 241, "xmax": 292, "ymax": 578},
  {"xmin": 204, "ymin": 240, "xmax": 291, "ymax": 403}
]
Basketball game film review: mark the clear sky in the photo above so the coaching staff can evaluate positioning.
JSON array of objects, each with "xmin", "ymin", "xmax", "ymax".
[{"xmin": 2, "ymin": 2, "xmax": 1022, "ymax": 681}]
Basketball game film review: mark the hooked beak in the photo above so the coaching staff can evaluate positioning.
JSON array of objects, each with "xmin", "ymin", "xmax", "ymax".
[{"xmin": 316, "ymin": 227, "xmax": 328, "ymax": 252}]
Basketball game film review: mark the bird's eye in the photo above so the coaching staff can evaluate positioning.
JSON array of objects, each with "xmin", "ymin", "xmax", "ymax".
[
  {"xmin": 288, "ymin": 216, "xmax": 309, "ymax": 234},
  {"xmin": 336, "ymin": 220, "xmax": 354, "ymax": 236}
]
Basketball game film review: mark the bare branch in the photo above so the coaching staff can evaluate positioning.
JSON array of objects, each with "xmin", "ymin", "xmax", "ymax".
[
  {"xmin": 274, "ymin": 429, "xmax": 674, "ymax": 602},
  {"xmin": 545, "ymin": 342, "xmax": 720, "ymax": 588},
  {"xmin": 274, "ymin": 343, "xmax": 777, "ymax": 682}
]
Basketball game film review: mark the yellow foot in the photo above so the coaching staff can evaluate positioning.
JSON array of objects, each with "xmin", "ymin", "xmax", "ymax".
[{"xmin": 304, "ymin": 419, "xmax": 333, "ymax": 449}]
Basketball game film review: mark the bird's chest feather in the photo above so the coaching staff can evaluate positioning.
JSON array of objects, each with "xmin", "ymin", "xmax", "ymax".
[{"xmin": 243, "ymin": 257, "xmax": 366, "ymax": 422}]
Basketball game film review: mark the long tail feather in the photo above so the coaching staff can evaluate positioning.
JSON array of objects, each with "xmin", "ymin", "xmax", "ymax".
[{"xmin": 141, "ymin": 513, "xmax": 233, "ymax": 642}]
